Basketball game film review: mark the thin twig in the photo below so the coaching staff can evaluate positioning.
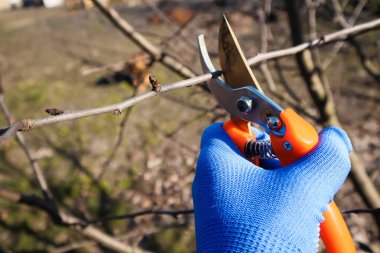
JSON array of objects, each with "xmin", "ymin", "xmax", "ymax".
[
  {"xmin": 305, "ymin": 0, "xmax": 323, "ymax": 67},
  {"xmin": 286, "ymin": 1, "xmax": 380, "ymax": 219},
  {"xmin": 0, "ymin": 188, "xmax": 63, "ymax": 224},
  {"xmin": 159, "ymin": 10, "xmax": 198, "ymax": 52},
  {"xmin": 141, "ymin": 0, "xmax": 198, "ymax": 50},
  {"xmin": 326, "ymin": 0, "xmax": 379, "ymax": 82},
  {"xmin": 0, "ymin": 78, "xmax": 56, "ymax": 203},
  {"xmin": 0, "ymin": 78, "xmax": 149, "ymax": 253},
  {"xmin": 270, "ymin": 90, "xmax": 319, "ymax": 122},
  {"xmin": 0, "ymin": 73, "xmax": 218, "ymax": 138},
  {"xmin": 322, "ymin": 0, "xmax": 366, "ymax": 69},
  {"xmin": 52, "ymin": 240, "xmax": 97, "ymax": 253},
  {"xmin": 0, "ymin": 19, "xmax": 379, "ymax": 138},
  {"xmin": 79, "ymin": 209, "xmax": 194, "ymax": 227},
  {"xmin": 80, "ymin": 60, "xmax": 125, "ymax": 76},
  {"xmin": 247, "ymin": 18, "xmax": 380, "ymax": 66},
  {"xmin": 98, "ymin": 88, "xmax": 139, "ymax": 179},
  {"xmin": 259, "ymin": 0, "xmax": 314, "ymax": 117},
  {"xmin": 161, "ymin": 94, "xmax": 211, "ymax": 112},
  {"xmin": 257, "ymin": 2, "xmax": 277, "ymax": 91},
  {"xmin": 272, "ymin": 60, "xmax": 302, "ymax": 104},
  {"xmin": 348, "ymin": 37, "xmax": 380, "ymax": 82},
  {"xmin": 91, "ymin": 0, "xmax": 197, "ymax": 79},
  {"xmin": 343, "ymin": 208, "xmax": 380, "ymax": 214},
  {"xmin": 0, "ymin": 187, "xmax": 148, "ymax": 252},
  {"xmin": 260, "ymin": 4, "xmax": 303, "ymax": 104}
]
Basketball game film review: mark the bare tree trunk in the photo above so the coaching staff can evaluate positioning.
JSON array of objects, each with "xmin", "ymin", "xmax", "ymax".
[{"xmin": 284, "ymin": 0, "xmax": 380, "ymax": 214}]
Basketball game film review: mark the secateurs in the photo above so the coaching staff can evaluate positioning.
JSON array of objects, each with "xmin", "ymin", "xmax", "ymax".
[{"xmin": 198, "ymin": 16, "xmax": 356, "ymax": 253}]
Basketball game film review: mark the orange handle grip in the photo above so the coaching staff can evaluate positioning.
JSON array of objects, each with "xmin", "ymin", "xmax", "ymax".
[
  {"xmin": 223, "ymin": 109, "xmax": 355, "ymax": 253},
  {"xmin": 321, "ymin": 202, "xmax": 356, "ymax": 253}
]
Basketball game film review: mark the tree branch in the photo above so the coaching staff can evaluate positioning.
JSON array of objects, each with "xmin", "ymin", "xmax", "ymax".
[
  {"xmin": 348, "ymin": 37, "xmax": 380, "ymax": 82},
  {"xmin": 53, "ymin": 240, "xmax": 97, "ymax": 253},
  {"xmin": 247, "ymin": 18, "xmax": 380, "ymax": 66},
  {"xmin": 285, "ymin": 0, "xmax": 380, "ymax": 217},
  {"xmin": 0, "ymin": 75, "xmax": 56, "ymax": 203},
  {"xmin": 257, "ymin": 1, "xmax": 277, "ymax": 91},
  {"xmin": 0, "ymin": 19, "xmax": 379, "ymax": 139},
  {"xmin": 0, "ymin": 188, "xmax": 63, "ymax": 224},
  {"xmin": 322, "ymin": 0, "xmax": 367, "ymax": 69},
  {"xmin": 329, "ymin": 0, "xmax": 379, "ymax": 82},
  {"xmin": 0, "ymin": 187, "xmax": 149, "ymax": 253},
  {"xmin": 0, "ymin": 72, "xmax": 219, "ymax": 138},
  {"xmin": 0, "ymin": 76, "xmax": 151, "ymax": 253},
  {"xmin": 98, "ymin": 87, "xmax": 140, "ymax": 179},
  {"xmin": 91, "ymin": 0, "xmax": 197, "ymax": 79},
  {"xmin": 79, "ymin": 209, "xmax": 194, "ymax": 227},
  {"xmin": 141, "ymin": 0, "xmax": 199, "ymax": 51},
  {"xmin": 343, "ymin": 208, "xmax": 380, "ymax": 215}
]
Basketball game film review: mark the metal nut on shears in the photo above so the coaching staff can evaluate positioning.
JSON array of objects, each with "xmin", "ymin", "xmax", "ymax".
[
  {"xmin": 266, "ymin": 116, "xmax": 282, "ymax": 131},
  {"xmin": 236, "ymin": 96, "xmax": 253, "ymax": 114}
]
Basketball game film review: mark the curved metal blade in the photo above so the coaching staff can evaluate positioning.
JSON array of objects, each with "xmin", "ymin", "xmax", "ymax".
[{"xmin": 219, "ymin": 15, "xmax": 263, "ymax": 93}]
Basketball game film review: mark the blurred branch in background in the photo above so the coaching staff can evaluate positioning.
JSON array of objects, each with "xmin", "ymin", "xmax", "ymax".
[
  {"xmin": 343, "ymin": 208, "xmax": 380, "ymax": 214},
  {"xmin": 246, "ymin": 18, "xmax": 380, "ymax": 66},
  {"xmin": 0, "ymin": 73, "xmax": 57, "ymax": 205},
  {"xmin": 0, "ymin": 73, "xmax": 216, "ymax": 140},
  {"xmin": 79, "ymin": 209, "xmax": 194, "ymax": 227},
  {"xmin": 322, "ymin": 0, "xmax": 367, "ymax": 69},
  {"xmin": 91, "ymin": 0, "xmax": 197, "ymax": 79},
  {"xmin": 284, "ymin": 0, "xmax": 380, "ymax": 227},
  {"xmin": 142, "ymin": 0, "xmax": 199, "ymax": 51},
  {"xmin": 0, "ymin": 187, "xmax": 149, "ymax": 253},
  {"xmin": 330, "ymin": 0, "xmax": 380, "ymax": 83},
  {"xmin": 0, "ymin": 75, "xmax": 149, "ymax": 253}
]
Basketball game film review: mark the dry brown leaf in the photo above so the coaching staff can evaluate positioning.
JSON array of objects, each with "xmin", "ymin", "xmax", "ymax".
[{"xmin": 122, "ymin": 53, "xmax": 152, "ymax": 92}]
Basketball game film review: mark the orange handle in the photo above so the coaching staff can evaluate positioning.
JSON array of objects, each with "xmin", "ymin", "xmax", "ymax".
[
  {"xmin": 321, "ymin": 202, "xmax": 356, "ymax": 253},
  {"xmin": 223, "ymin": 109, "xmax": 356, "ymax": 253}
]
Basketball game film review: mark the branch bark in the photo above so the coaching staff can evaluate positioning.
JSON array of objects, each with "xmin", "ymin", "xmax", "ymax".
[
  {"xmin": 247, "ymin": 18, "xmax": 380, "ymax": 66},
  {"xmin": 79, "ymin": 209, "xmax": 194, "ymax": 227},
  {"xmin": 331, "ymin": 0, "xmax": 379, "ymax": 83},
  {"xmin": 0, "ymin": 72, "xmax": 218, "ymax": 139}
]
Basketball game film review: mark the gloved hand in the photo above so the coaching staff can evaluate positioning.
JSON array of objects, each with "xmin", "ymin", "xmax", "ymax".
[{"xmin": 192, "ymin": 123, "xmax": 352, "ymax": 253}]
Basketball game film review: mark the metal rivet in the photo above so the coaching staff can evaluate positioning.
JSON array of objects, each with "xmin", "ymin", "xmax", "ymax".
[
  {"xmin": 236, "ymin": 96, "xmax": 253, "ymax": 114},
  {"xmin": 266, "ymin": 116, "xmax": 282, "ymax": 131},
  {"xmin": 284, "ymin": 142, "xmax": 293, "ymax": 150}
]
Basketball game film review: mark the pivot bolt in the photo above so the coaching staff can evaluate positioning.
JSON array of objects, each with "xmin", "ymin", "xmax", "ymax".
[
  {"xmin": 236, "ymin": 96, "xmax": 253, "ymax": 114},
  {"xmin": 267, "ymin": 116, "xmax": 282, "ymax": 131}
]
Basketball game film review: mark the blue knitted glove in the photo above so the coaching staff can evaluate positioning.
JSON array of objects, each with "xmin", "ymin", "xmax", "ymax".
[{"xmin": 192, "ymin": 123, "xmax": 352, "ymax": 252}]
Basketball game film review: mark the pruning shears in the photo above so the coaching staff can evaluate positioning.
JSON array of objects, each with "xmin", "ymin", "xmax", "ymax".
[{"xmin": 198, "ymin": 16, "xmax": 356, "ymax": 253}]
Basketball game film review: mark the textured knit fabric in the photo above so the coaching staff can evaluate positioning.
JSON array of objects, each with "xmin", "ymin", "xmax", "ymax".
[{"xmin": 192, "ymin": 123, "xmax": 352, "ymax": 253}]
